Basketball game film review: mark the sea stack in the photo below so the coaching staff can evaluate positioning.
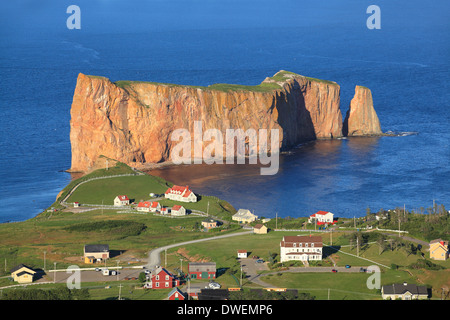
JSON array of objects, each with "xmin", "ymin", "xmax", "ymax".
[{"xmin": 343, "ymin": 85, "xmax": 382, "ymax": 136}]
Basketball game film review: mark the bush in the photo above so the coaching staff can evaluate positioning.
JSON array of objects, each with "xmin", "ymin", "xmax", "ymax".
[{"xmin": 409, "ymin": 259, "xmax": 444, "ymax": 271}]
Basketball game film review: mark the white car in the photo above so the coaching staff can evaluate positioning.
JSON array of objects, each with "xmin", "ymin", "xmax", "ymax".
[{"xmin": 206, "ymin": 282, "xmax": 221, "ymax": 289}]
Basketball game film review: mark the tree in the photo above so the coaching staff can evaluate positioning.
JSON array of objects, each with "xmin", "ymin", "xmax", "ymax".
[{"xmin": 138, "ymin": 272, "xmax": 147, "ymax": 283}]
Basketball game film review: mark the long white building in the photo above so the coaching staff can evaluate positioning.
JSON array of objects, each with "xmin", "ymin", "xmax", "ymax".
[
  {"xmin": 164, "ymin": 185, "xmax": 197, "ymax": 203},
  {"xmin": 280, "ymin": 235, "xmax": 323, "ymax": 262}
]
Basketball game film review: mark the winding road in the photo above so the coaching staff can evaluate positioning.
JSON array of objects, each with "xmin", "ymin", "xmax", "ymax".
[{"xmin": 146, "ymin": 230, "xmax": 253, "ymax": 270}]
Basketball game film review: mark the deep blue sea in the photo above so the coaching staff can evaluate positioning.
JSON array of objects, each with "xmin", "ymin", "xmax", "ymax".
[{"xmin": 0, "ymin": 0, "xmax": 449, "ymax": 222}]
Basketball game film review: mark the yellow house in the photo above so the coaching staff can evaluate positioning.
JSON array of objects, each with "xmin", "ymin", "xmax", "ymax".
[
  {"xmin": 429, "ymin": 239, "xmax": 449, "ymax": 261},
  {"xmin": 10, "ymin": 264, "xmax": 36, "ymax": 284},
  {"xmin": 253, "ymin": 224, "xmax": 268, "ymax": 234}
]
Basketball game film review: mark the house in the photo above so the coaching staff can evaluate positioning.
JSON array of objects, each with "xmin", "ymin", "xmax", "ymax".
[
  {"xmin": 165, "ymin": 185, "xmax": 197, "ymax": 203},
  {"xmin": 137, "ymin": 201, "xmax": 161, "ymax": 213},
  {"xmin": 429, "ymin": 239, "xmax": 449, "ymax": 261},
  {"xmin": 168, "ymin": 287, "xmax": 187, "ymax": 300},
  {"xmin": 232, "ymin": 209, "xmax": 258, "ymax": 224},
  {"xmin": 10, "ymin": 264, "xmax": 37, "ymax": 284},
  {"xmin": 308, "ymin": 211, "xmax": 334, "ymax": 225},
  {"xmin": 237, "ymin": 250, "xmax": 247, "ymax": 258},
  {"xmin": 83, "ymin": 244, "xmax": 109, "ymax": 264},
  {"xmin": 73, "ymin": 202, "xmax": 80, "ymax": 208},
  {"xmin": 280, "ymin": 235, "xmax": 323, "ymax": 262},
  {"xmin": 171, "ymin": 205, "xmax": 186, "ymax": 216},
  {"xmin": 114, "ymin": 195, "xmax": 130, "ymax": 206},
  {"xmin": 145, "ymin": 267, "xmax": 179, "ymax": 289},
  {"xmin": 160, "ymin": 207, "xmax": 169, "ymax": 215},
  {"xmin": 188, "ymin": 262, "xmax": 216, "ymax": 280},
  {"xmin": 201, "ymin": 219, "xmax": 218, "ymax": 229},
  {"xmin": 253, "ymin": 224, "xmax": 268, "ymax": 234},
  {"xmin": 381, "ymin": 283, "xmax": 428, "ymax": 300}
]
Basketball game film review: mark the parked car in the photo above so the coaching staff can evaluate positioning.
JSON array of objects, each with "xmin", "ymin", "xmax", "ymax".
[
  {"xmin": 359, "ymin": 267, "xmax": 366, "ymax": 273},
  {"xmin": 206, "ymin": 281, "xmax": 221, "ymax": 289},
  {"xmin": 345, "ymin": 265, "xmax": 351, "ymax": 268},
  {"xmin": 95, "ymin": 268, "xmax": 100, "ymax": 272},
  {"xmin": 331, "ymin": 269, "xmax": 337, "ymax": 273},
  {"xmin": 256, "ymin": 259, "xmax": 264, "ymax": 263}
]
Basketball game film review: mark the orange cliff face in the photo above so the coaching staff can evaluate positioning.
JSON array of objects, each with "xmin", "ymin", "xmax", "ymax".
[
  {"xmin": 69, "ymin": 71, "xmax": 366, "ymax": 173},
  {"xmin": 343, "ymin": 85, "xmax": 382, "ymax": 137}
]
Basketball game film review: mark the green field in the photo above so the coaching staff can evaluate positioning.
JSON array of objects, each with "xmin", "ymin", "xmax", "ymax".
[{"xmin": 113, "ymin": 70, "xmax": 334, "ymax": 94}]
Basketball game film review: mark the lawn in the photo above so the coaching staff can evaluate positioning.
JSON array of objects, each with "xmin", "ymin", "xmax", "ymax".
[{"xmin": 66, "ymin": 175, "xmax": 170, "ymax": 205}]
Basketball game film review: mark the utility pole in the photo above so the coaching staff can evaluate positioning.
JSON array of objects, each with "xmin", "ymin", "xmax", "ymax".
[
  {"xmin": 240, "ymin": 265, "xmax": 243, "ymax": 288},
  {"xmin": 275, "ymin": 212, "xmax": 278, "ymax": 230},
  {"xmin": 330, "ymin": 230, "xmax": 333, "ymax": 246},
  {"xmin": 118, "ymin": 284, "xmax": 123, "ymax": 300},
  {"xmin": 328, "ymin": 288, "xmax": 330, "ymax": 300},
  {"xmin": 165, "ymin": 249, "xmax": 167, "ymax": 268},
  {"xmin": 53, "ymin": 262, "xmax": 57, "ymax": 283},
  {"xmin": 207, "ymin": 201, "xmax": 209, "ymax": 216},
  {"xmin": 43, "ymin": 251, "xmax": 46, "ymax": 271},
  {"xmin": 356, "ymin": 236, "xmax": 359, "ymax": 257}
]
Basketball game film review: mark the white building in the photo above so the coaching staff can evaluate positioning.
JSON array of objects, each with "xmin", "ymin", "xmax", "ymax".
[
  {"xmin": 137, "ymin": 201, "xmax": 161, "ymax": 213},
  {"xmin": 114, "ymin": 195, "xmax": 130, "ymax": 206},
  {"xmin": 308, "ymin": 211, "xmax": 334, "ymax": 225},
  {"xmin": 165, "ymin": 185, "xmax": 197, "ymax": 203},
  {"xmin": 280, "ymin": 235, "xmax": 323, "ymax": 262},
  {"xmin": 232, "ymin": 209, "xmax": 258, "ymax": 224},
  {"xmin": 171, "ymin": 205, "xmax": 186, "ymax": 216},
  {"xmin": 237, "ymin": 250, "xmax": 247, "ymax": 258}
]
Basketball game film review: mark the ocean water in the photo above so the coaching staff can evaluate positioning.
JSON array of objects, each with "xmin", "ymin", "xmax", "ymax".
[{"xmin": 0, "ymin": 0, "xmax": 448, "ymax": 222}]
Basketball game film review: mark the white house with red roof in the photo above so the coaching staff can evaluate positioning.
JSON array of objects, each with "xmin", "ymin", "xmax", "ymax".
[
  {"xmin": 137, "ymin": 201, "xmax": 161, "ymax": 213},
  {"xmin": 114, "ymin": 195, "xmax": 130, "ymax": 206},
  {"xmin": 308, "ymin": 211, "xmax": 334, "ymax": 225},
  {"xmin": 165, "ymin": 185, "xmax": 197, "ymax": 203},
  {"xmin": 280, "ymin": 235, "xmax": 323, "ymax": 262},
  {"xmin": 171, "ymin": 205, "xmax": 186, "ymax": 216}
]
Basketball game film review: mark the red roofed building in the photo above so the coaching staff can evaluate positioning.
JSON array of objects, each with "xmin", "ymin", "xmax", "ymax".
[
  {"xmin": 165, "ymin": 185, "xmax": 197, "ymax": 203},
  {"xmin": 137, "ymin": 201, "xmax": 161, "ymax": 213},
  {"xmin": 308, "ymin": 211, "xmax": 334, "ymax": 225},
  {"xmin": 280, "ymin": 235, "xmax": 323, "ymax": 262},
  {"xmin": 171, "ymin": 205, "xmax": 186, "ymax": 216},
  {"xmin": 114, "ymin": 195, "xmax": 130, "ymax": 206}
]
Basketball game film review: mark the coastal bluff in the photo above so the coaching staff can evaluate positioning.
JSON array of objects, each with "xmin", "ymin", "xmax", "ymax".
[{"xmin": 69, "ymin": 71, "xmax": 382, "ymax": 173}]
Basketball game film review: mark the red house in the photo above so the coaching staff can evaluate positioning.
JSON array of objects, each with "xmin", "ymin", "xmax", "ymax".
[
  {"xmin": 168, "ymin": 287, "xmax": 187, "ymax": 300},
  {"xmin": 145, "ymin": 267, "xmax": 179, "ymax": 289},
  {"xmin": 188, "ymin": 262, "xmax": 216, "ymax": 280}
]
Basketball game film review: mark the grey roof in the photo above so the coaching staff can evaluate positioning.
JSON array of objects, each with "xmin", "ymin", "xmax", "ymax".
[
  {"xmin": 188, "ymin": 262, "xmax": 216, "ymax": 272},
  {"xmin": 84, "ymin": 244, "xmax": 109, "ymax": 253},
  {"xmin": 382, "ymin": 283, "xmax": 428, "ymax": 296},
  {"xmin": 10, "ymin": 264, "xmax": 34, "ymax": 274}
]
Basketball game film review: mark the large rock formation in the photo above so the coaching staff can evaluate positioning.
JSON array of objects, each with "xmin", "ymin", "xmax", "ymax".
[
  {"xmin": 343, "ymin": 85, "xmax": 382, "ymax": 136},
  {"xmin": 69, "ymin": 71, "xmax": 379, "ymax": 173}
]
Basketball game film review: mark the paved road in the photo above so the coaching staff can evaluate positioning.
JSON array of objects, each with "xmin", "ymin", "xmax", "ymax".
[{"xmin": 146, "ymin": 231, "xmax": 254, "ymax": 270}]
